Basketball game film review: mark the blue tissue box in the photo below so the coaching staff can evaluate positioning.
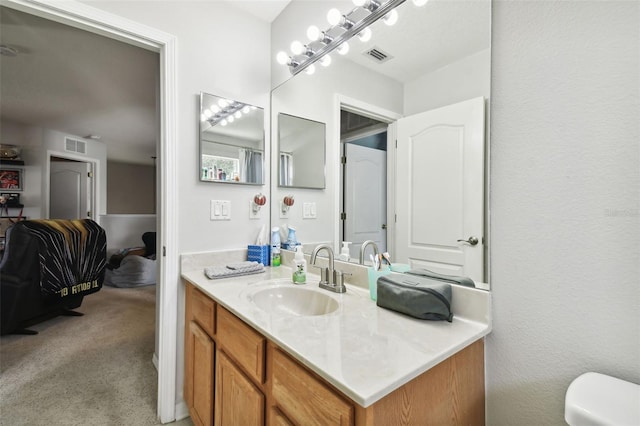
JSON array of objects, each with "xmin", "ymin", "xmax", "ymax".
[{"xmin": 248, "ymin": 245, "xmax": 270, "ymax": 266}]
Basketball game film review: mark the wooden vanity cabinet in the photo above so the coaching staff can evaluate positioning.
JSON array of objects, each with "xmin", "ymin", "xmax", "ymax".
[
  {"xmin": 184, "ymin": 284, "xmax": 216, "ymax": 426},
  {"xmin": 183, "ymin": 281, "xmax": 485, "ymax": 426}
]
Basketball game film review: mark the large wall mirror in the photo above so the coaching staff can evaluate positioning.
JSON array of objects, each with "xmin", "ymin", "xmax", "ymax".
[
  {"xmin": 278, "ymin": 113, "xmax": 326, "ymax": 189},
  {"xmin": 271, "ymin": 0, "xmax": 491, "ymax": 288},
  {"xmin": 200, "ymin": 92, "xmax": 265, "ymax": 185}
]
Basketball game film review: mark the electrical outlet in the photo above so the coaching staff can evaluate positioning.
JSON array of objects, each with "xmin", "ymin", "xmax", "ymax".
[
  {"xmin": 280, "ymin": 201, "xmax": 290, "ymax": 219},
  {"xmin": 249, "ymin": 201, "xmax": 262, "ymax": 219}
]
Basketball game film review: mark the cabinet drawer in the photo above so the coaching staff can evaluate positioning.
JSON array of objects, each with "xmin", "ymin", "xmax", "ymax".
[
  {"xmin": 190, "ymin": 285, "xmax": 215, "ymax": 337},
  {"xmin": 216, "ymin": 306, "xmax": 265, "ymax": 383},
  {"xmin": 271, "ymin": 347, "xmax": 354, "ymax": 426}
]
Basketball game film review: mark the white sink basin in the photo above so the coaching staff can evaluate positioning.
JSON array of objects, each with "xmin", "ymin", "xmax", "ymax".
[{"xmin": 248, "ymin": 284, "xmax": 339, "ymax": 317}]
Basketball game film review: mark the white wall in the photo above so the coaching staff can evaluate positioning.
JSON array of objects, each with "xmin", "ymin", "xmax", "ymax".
[
  {"xmin": 404, "ymin": 48, "xmax": 491, "ymax": 115},
  {"xmin": 487, "ymin": 1, "xmax": 639, "ymax": 424}
]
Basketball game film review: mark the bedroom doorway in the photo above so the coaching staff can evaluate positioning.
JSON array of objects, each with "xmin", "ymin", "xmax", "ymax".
[
  {"xmin": 2, "ymin": 0, "xmax": 179, "ymax": 422},
  {"xmin": 49, "ymin": 156, "xmax": 95, "ymax": 220}
]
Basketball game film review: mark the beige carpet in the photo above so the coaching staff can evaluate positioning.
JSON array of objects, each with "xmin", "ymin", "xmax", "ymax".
[{"xmin": 0, "ymin": 285, "xmax": 192, "ymax": 426}]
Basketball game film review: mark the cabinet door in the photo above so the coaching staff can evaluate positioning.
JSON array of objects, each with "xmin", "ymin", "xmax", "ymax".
[
  {"xmin": 271, "ymin": 346, "xmax": 354, "ymax": 426},
  {"xmin": 186, "ymin": 321, "xmax": 214, "ymax": 426},
  {"xmin": 215, "ymin": 349, "xmax": 265, "ymax": 426},
  {"xmin": 269, "ymin": 407, "xmax": 294, "ymax": 426}
]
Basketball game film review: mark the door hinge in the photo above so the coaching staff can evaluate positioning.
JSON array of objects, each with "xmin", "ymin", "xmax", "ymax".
[
  {"xmin": 394, "ymin": 213, "xmax": 397, "ymax": 223},
  {"xmin": 340, "ymin": 212, "xmax": 346, "ymax": 220},
  {"xmin": 341, "ymin": 156, "xmax": 347, "ymax": 164},
  {"xmin": 88, "ymin": 171, "xmax": 93, "ymax": 178},
  {"xmin": 395, "ymin": 139, "xmax": 398, "ymax": 149},
  {"xmin": 162, "ymin": 246, "xmax": 166, "ymax": 257},
  {"xmin": 87, "ymin": 211, "xmax": 91, "ymax": 217}
]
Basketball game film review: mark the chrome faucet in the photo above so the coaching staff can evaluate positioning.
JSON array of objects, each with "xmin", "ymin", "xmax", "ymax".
[
  {"xmin": 359, "ymin": 240, "xmax": 380, "ymax": 265},
  {"xmin": 310, "ymin": 244, "xmax": 347, "ymax": 293}
]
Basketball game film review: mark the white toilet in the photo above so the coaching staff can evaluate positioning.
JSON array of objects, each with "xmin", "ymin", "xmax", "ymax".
[{"xmin": 565, "ymin": 372, "xmax": 640, "ymax": 425}]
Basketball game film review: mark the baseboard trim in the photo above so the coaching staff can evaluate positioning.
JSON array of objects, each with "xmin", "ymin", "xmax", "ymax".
[
  {"xmin": 152, "ymin": 352, "xmax": 158, "ymax": 371},
  {"xmin": 174, "ymin": 401, "xmax": 189, "ymax": 421}
]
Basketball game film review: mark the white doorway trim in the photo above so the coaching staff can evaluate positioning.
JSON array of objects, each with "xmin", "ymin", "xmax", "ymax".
[
  {"xmin": 333, "ymin": 94, "xmax": 402, "ymax": 255},
  {"xmin": 3, "ymin": 0, "xmax": 179, "ymax": 423},
  {"xmin": 45, "ymin": 150, "xmax": 99, "ymax": 220}
]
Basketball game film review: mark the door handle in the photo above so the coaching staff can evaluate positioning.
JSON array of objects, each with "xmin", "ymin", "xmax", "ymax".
[{"xmin": 457, "ymin": 236, "xmax": 479, "ymax": 246}]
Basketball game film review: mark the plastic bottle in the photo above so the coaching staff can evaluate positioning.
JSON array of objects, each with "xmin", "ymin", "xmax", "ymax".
[
  {"xmin": 271, "ymin": 226, "xmax": 281, "ymax": 267},
  {"xmin": 286, "ymin": 226, "xmax": 297, "ymax": 249},
  {"xmin": 292, "ymin": 246, "xmax": 307, "ymax": 284},
  {"xmin": 338, "ymin": 241, "xmax": 351, "ymax": 262}
]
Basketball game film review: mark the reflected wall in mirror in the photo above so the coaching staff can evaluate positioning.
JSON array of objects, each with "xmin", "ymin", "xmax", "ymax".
[
  {"xmin": 271, "ymin": 0, "xmax": 491, "ymax": 287},
  {"xmin": 278, "ymin": 113, "xmax": 326, "ymax": 189},
  {"xmin": 199, "ymin": 92, "xmax": 264, "ymax": 185}
]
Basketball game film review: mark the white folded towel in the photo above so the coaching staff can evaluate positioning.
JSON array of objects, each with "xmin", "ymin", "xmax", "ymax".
[{"xmin": 204, "ymin": 261, "xmax": 264, "ymax": 279}]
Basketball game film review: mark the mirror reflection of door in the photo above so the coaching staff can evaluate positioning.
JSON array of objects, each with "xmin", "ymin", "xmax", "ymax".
[
  {"xmin": 340, "ymin": 110, "xmax": 388, "ymax": 260},
  {"xmin": 395, "ymin": 97, "xmax": 485, "ymax": 282},
  {"xmin": 50, "ymin": 157, "xmax": 92, "ymax": 219}
]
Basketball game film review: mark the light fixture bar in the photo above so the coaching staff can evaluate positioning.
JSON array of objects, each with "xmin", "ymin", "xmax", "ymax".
[
  {"xmin": 207, "ymin": 102, "xmax": 246, "ymax": 126},
  {"xmin": 289, "ymin": 0, "xmax": 406, "ymax": 76}
]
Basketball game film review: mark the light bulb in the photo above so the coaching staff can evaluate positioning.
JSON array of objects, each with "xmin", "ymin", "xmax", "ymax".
[
  {"xmin": 220, "ymin": 119, "xmax": 227, "ymax": 126},
  {"xmin": 358, "ymin": 27, "xmax": 372, "ymax": 42},
  {"xmin": 234, "ymin": 111, "xmax": 242, "ymax": 119},
  {"xmin": 305, "ymin": 64, "xmax": 316, "ymax": 75},
  {"xmin": 227, "ymin": 115, "xmax": 234, "ymax": 123},
  {"xmin": 250, "ymin": 106, "xmax": 257, "ymax": 110},
  {"xmin": 218, "ymin": 99, "xmax": 228, "ymax": 108},
  {"xmin": 200, "ymin": 114, "xmax": 207, "ymax": 122},
  {"xmin": 327, "ymin": 8, "xmax": 342, "ymax": 26},
  {"xmin": 320, "ymin": 55, "xmax": 332, "ymax": 67},
  {"xmin": 276, "ymin": 51, "xmax": 290, "ymax": 65},
  {"xmin": 242, "ymin": 105, "xmax": 250, "ymax": 114},
  {"xmin": 352, "ymin": 0, "xmax": 366, "ymax": 6},
  {"xmin": 383, "ymin": 9, "xmax": 398, "ymax": 26},
  {"xmin": 210, "ymin": 105, "xmax": 220, "ymax": 114},
  {"xmin": 337, "ymin": 42, "xmax": 350, "ymax": 55},
  {"xmin": 412, "ymin": 0, "xmax": 428, "ymax": 5},
  {"xmin": 307, "ymin": 25, "xmax": 320, "ymax": 41},
  {"xmin": 203, "ymin": 109, "xmax": 213, "ymax": 118},
  {"xmin": 290, "ymin": 40, "xmax": 304, "ymax": 55}
]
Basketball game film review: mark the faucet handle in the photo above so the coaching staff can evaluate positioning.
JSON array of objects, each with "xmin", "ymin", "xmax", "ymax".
[
  {"xmin": 333, "ymin": 270, "xmax": 351, "ymax": 291},
  {"xmin": 311, "ymin": 264, "xmax": 330, "ymax": 284}
]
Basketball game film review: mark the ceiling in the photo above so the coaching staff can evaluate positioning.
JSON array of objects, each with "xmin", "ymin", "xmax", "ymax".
[
  {"xmin": 0, "ymin": 6, "xmax": 159, "ymax": 165},
  {"xmin": 0, "ymin": 1, "xmax": 289, "ymax": 165}
]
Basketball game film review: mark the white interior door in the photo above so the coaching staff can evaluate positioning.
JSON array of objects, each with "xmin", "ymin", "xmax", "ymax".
[
  {"xmin": 50, "ymin": 160, "xmax": 91, "ymax": 219},
  {"xmin": 395, "ymin": 97, "xmax": 485, "ymax": 282},
  {"xmin": 344, "ymin": 142, "xmax": 387, "ymax": 259}
]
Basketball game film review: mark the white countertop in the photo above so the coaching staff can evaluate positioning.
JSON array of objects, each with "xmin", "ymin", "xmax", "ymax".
[{"xmin": 182, "ymin": 266, "xmax": 491, "ymax": 407}]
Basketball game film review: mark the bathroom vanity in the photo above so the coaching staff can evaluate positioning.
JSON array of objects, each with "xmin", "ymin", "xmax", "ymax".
[{"xmin": 182, "ymin": 266, "xmax": 491, "ymax": 426}]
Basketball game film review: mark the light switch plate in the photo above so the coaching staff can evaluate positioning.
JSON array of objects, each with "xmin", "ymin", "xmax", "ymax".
[
  {"xmin": 211, "ymin": 200, "xmax": 231, "ymax": 220},
  {"xmin": 303, "ymin": 202, "xmax": 316, "ymax": 219}
]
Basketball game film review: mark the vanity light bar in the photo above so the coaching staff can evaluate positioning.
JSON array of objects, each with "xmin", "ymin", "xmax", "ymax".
[
  {"xmin": 283, "ymin": 0, "xmax": 406, "ymax": 76},
  {"xmin": 204, "ymin": 102, "xmax": 254, "ymax": 127}
]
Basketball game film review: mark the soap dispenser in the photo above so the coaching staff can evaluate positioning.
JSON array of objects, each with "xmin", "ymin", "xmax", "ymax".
[
  {"xmin": 338, "ymin": 242, "xmax": 351, "ymax": 262},
  {"xmin": 292, "ymin": 246, "xmax": 307, "ymax": 284}
]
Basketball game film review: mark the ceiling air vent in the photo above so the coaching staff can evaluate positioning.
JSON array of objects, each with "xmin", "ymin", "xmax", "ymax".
[
  {"xmin": 364, "ymin": 47, "xmax": 393, "ymax": 64},
  {"xmin": 65, "ymin": 137, "xmax": 87, "ymax": 155}
]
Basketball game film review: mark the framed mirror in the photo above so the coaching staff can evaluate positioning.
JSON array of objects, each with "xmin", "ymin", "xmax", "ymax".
[
  {"xmin": 271, "ymin": 0, "xmax": 491, "ymax": 288},
  {"xmin": 278, "ymin": 113, "xmax": 326, "ymax": 189},
  {"xmin": 199, "ymin": 92, "xmax": 264, "ymax": 185}
]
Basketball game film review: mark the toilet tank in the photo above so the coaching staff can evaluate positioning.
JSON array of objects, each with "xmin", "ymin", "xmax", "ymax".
[{"xmin": 565, "ymin": 372, "xmax": 640, "ymax": 426}]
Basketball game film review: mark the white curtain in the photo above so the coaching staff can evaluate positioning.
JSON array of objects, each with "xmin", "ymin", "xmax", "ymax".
[
  {"xmin": 239, "ymin": 149, "xmax": 263, "ymax": 183},
  {"xmin": 279, "ymin": 152, "xmax": 293, "ymax": 186}
]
